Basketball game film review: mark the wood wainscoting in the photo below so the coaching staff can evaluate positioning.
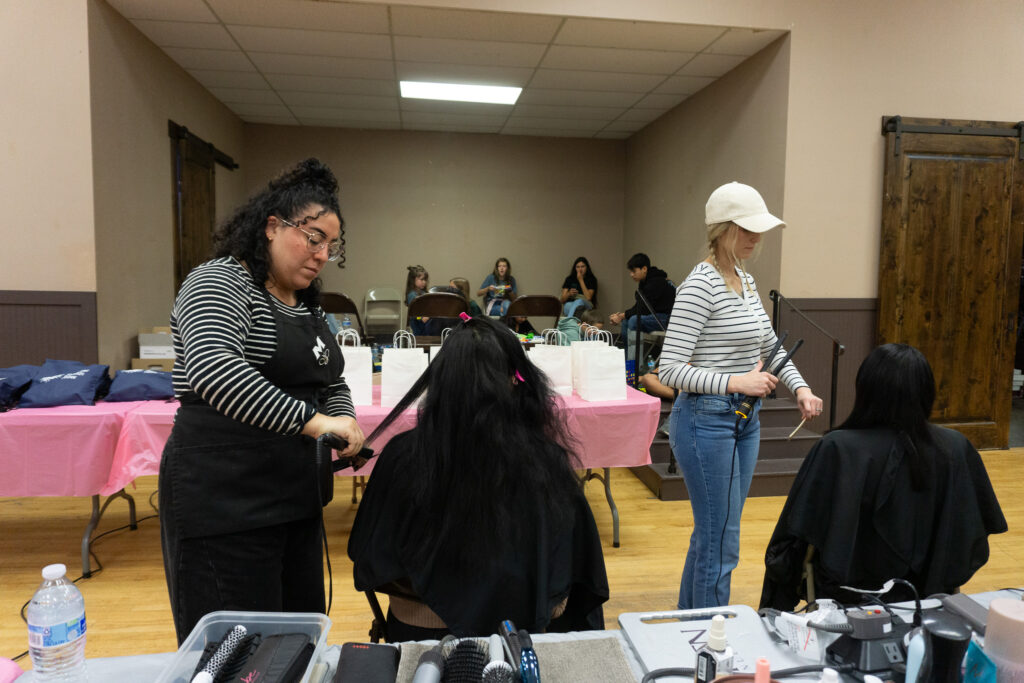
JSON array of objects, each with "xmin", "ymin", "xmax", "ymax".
[{"xmin": 0, "ymin": 291, "xmax": 98, "ymax": 366}]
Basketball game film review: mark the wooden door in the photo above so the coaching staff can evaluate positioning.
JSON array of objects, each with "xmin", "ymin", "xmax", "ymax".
[{"xmin": 878, "ymin": 117, "xmax": 1024, "ymax": 448}]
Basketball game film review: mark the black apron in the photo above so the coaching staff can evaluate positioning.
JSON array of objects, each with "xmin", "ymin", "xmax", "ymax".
[{"xmin": 163, "ymin": 289, "xmax": 343, "ymax": 539}]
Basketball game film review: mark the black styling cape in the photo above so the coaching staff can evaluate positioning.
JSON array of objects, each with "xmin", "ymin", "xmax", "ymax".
[
  {"xmin": 348, "ymin": 432, "xmax": 609, "ymax": 636},
  {"xmin": 760, "ymin": 426, "xmax": 1006, "ymax": 610}
]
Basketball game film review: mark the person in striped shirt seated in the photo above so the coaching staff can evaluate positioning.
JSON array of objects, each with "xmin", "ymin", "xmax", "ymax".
[
  {"xmin": 658, "ymin": 181, "xmax": 823, "ymax": 610},
  {"xmin": 159, "ymin": 158, "xmax": 366, "ymax": 644}
]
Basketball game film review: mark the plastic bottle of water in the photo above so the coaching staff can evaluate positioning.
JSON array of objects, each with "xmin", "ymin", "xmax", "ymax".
[
  {"xmin": 26, "ymin": 564, "xmax": 87, "ymax": 681},
  {"xmin": 342, "ymin": 314, "xmax": 352, "ymax": 331}
]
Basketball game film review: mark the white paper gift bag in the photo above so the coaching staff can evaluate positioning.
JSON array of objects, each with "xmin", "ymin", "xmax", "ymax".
[
  {"xmin": 577, "ymin": 345, "xmax": 626, "ymax": 402},
  {"xmin": 570, "ymin": 340, "xmax": 607, "ymax": 392},
  {"xmin": 528, "ymin": 344, "xmax": 572, "ymax": 396},
  {"xmin": 339, "ymin": 346, "xmax": 372, "ymax": 406},
  {"xmin": 381, "ymin": 347, "xmax": 428, "ymax": 407}
]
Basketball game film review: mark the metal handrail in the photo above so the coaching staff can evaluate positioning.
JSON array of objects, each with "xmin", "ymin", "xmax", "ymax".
[{"xmin": 769, "ymin": 290, "xmax": 846, "ymax": 429}]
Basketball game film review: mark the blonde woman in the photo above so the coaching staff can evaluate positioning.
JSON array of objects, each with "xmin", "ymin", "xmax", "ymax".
[{"xmin": 658, "ymin": 182, "xmax": 823, "ymax": 609}]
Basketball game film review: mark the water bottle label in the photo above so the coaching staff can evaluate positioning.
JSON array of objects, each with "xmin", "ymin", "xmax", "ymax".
[{"xmin": 28, "ymin": 615, "xmax": 86, "ymax": 648}]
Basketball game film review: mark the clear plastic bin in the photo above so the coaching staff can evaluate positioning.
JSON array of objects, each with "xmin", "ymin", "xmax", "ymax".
[{"xmin": 154, "ymin": 610, "xmax": 332, "ymax": 683}]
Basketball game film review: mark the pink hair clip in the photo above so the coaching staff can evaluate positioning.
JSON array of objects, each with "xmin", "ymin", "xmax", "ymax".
[
  {"xmin": 514, "ymin": 370, "xmax": 525, "ymax": 384},
  {"xmin": 459, "ymin": 312, "xmax": 471, "ymax": 322}
]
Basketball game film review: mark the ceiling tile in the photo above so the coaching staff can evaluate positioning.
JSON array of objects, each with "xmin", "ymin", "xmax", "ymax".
[
  {"xmin": 209, "ymin": 87, "xmax": 282, "ymax": 104},
  {"xmin": 512, "ymin": 103, "xmax": 627, "ymax": 120},
  {"xmin": 264, "ymin": 74, "xmax": 395, "ymax": 96},
  {"xmin": 557, "ymin": 18, "xmax": 725, "ymax": 52},
  {"xmin": 290, "ymin": 106, "xmax": 400, "ymax": 123},
  {"xmin": 706, "ymin": 28, "xmax": 787, "ymax": 56},
  {"xmin": 595, "ymin": 130, "xmax": 632, "ymax": 139},
  {"xmin": 517, "ymin": 88, "xmax": 642, "ymax": 108},
  {"xmin": 402, "ymin": 111, "xmax": 509, "ymax": 126},
  {"xmin": 130, "ymin": 20, "xmax": 236, "ymax": 49},
  {"xmin": 298, "ymin": 118, "xmax": 400, "ymax": 129},
  {"xmin": 189, "ymin": 69, "xmax": 270, "ymax": 89},
  {"xmin": 633, "ymin": 92, "xmax": 689, "ymax": 109},
  {"xmin": 396, "ymin": 62, "xmax": 533, "ymax": 87},
  {"xmin": 602, "ymin": 119, "xmax": 647, "ymax": 132},
  {"xmin": 676, "ymin": 53, "xmax": 747, "ymax": 78},
  {"xmin": 403, "ymin": 123, "xmax": 502, "ymax": 134},
  {"xmin": 164, "ymin": 47, "xmax": 254, "ymax": 72},
  {"xmin": 390, "ymin": 6, "xmax": 561, "ymax": 43},
  {"xmin": 501, "ymin": 127, "xmax": 594, "ymax": 138},
  {"xmin": 250, "ymin": 53, "xmax": 394, "ymax": 79},
  {"xmin": 541, "ymin": 46, "xmax": 692, "ymax": 75},
  {"xmin": 242, "ymin": 115, "xmax": 300, "ymax": 125},
  {"xmin": 228, "ymin": 26, "xmax": 392, "ymax": 60},
  {"xmin": 529, "ymin": 69, "xmax": 664, "ymax": 93},
  {"xmin": 277, "ymin": 91, "xmax": 398, "ymax": 110},
  {"xmin": 503, "ymin": 116, "xmax": 606, "ymax": 132},
  {"xmin": 399, "ymin": 99, "xmax": 514, "ymax": 116},
  {"xmin": 616, "ymin": 107, "xmax": 669, "ymax": 123},
  {"xmin": 227, "ymin": 102, "xmax": 293, "ymax": 117},
  {"xmin": 208, "ymin": 0, "xmax": 389, "ymax": 33},
  {"xmin": 106, "ymin": 0, "xmax": 216, "ymax": 22},
  {"xmin": 394, "ymin": 36, "xmax": 545, "ymax": 68},
  {"xmin": 654, "ymin": 74, "xmax": 715, "ymax": 95}
]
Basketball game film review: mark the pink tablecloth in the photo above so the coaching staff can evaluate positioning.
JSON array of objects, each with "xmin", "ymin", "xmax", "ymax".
[
  {"xmin": 1, "ymin": 388, "xmax": 659, "ymax": 497},
  {"xmin": 0, "ymin": 401, "xmax": 149, "ymax": 497}
]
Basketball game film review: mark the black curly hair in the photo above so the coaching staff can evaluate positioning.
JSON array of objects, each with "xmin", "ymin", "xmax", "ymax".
[{"xmin": 212, "ymin": 158, "xmax": 345, "ymax": 308}]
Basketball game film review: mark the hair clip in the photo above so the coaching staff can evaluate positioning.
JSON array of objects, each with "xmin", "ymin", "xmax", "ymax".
[
  {"xmin": 459, "ymin": 312, "xmax": 471, "ymax": 322},
  {"xmin": 514, "ymin": 370, "xmax": 525, "ymax": 384}
]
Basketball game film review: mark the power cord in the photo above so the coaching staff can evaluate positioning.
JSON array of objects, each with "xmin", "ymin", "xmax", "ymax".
[{"xmin": 641, "ymin": 662, "xmax": 856, "ymax": 682}]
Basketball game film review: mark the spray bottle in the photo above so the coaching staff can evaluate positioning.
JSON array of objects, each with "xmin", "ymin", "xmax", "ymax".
[{"xmin": 695, "ymin": 614, "xmax": 734, "ymax": 682}]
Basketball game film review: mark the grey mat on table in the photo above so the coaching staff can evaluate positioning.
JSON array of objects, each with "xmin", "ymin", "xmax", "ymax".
[{"xmin": 395, "ymin": 635, "xmax": 636, "ymax": 682}]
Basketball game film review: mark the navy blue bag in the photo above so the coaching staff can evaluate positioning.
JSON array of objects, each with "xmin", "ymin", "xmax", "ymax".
[
  {"xmin": 0, "ymin": 364, "xmax": 41, "ymax": 411},
  {"xmin": 105, "ymin": 369, "xmax": 174, "ymax": 402},
  {"xmin": 18, "ymin": 359, "xmax": 112, "ymax": 408}
]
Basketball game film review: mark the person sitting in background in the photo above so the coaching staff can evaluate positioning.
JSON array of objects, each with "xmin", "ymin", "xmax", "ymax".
[
  {"xmin": 608, "ymin": 252, "xmax": 674, "ymax": 337},
  {"xmin": 508, "ymin": 315, "xmax": 536, "ymax": 336},
  {"xmin": 449, "ymin": 277, "xmax": 483, "ymax": 317},
  {"xmin": 405, "ymin": 265, "xmax": 430, "ymax": 335},
  {"xmin": 557, "ymin": 309, "xmax": 604, "ymax": 344},
  {"xmin": 348, "ymin": 316, "xmax": 609, "ymax": 640},
  {"xmin": 760, "ymin": 343, "xmax": 1007, "ymax": 610},
  {"xmin": 560, "ymin": 256, "xmax": 599, "ymax": 319},
  {"xmin": 477, "ymin": 257, "xmax": 517, "ymax": 316}
]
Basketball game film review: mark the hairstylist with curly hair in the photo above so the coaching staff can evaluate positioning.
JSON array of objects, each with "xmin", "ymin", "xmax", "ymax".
[{"xmin": 159, "ymin": 158, "xmax": 365, "ymax": 643}]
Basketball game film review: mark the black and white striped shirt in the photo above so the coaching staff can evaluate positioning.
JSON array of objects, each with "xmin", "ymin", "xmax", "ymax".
[
  {"xmin": 659, "ymin": 262, "xmax": 808, "ymax": 396},
  {"xmin": 170, "ymin": 257, "xmax": 354, "ymax": 434}
]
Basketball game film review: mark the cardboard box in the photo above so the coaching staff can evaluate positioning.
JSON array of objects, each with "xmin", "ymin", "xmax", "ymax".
[
  {"xmin": 139, "ymin": 330, "xmax": 174, "ymax": 358},
  {"xmin": 131, "ymin": 358, "xmax": 174, "ymax": 371}
]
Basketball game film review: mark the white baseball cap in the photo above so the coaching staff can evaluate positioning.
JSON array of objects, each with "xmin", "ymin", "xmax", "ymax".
[{"xmin": 705, "ymin": 181, "xmax": 785, "ymax": 233}]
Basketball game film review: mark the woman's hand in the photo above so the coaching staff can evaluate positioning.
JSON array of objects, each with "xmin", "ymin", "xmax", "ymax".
[
  {"xmin": 795, "ymin": 387, "xmax": 824, "ymax": 421},
  {"xmin": 302, "ymin": 413, "xmax": 365, "ymax": 456},
  {"xmin": 609, "ymin": 312, "xmax": 625, "ymax": 324},
  {"xmin": 727, "ymin": 360, "xmax": 778, "ymax": 397}
]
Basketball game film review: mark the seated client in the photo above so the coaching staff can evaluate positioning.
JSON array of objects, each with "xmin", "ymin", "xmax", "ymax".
[
  {"xmin": 760, "ymin": 343, "xmax": 1007, "ymax": 610},
  {"xmin": 348, "ymin": 315, "xmax": 609, "ymax": 640}
]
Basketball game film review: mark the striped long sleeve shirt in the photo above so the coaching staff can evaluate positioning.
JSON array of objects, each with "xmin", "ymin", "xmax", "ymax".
[
  {"xmin": 170, "ymin": 257, "xmax": 355, "ymax": 434},
  {"xmin": 659, "ymin": 262, "xmax": 808, "ymax": 396}
]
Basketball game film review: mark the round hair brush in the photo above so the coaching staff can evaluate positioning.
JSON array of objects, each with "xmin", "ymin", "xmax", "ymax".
[{"xmin": 482, "ymin": 634, "xmax": 515, "ymax": 683}]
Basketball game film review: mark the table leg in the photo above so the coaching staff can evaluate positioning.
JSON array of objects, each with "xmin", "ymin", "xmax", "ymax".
[
  {"xmin": 81, "ymin": 489, "xmax": 138, "ymax": 578},
  {"xmin": 581, "ymin": 468, "xmax": 620, "ymax": 548}
]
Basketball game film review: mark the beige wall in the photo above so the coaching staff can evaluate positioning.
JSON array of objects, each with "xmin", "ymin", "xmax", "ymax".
[
  {"xmin": 88, "ymin": 0, "xmax": 246, "ymax": 368},
  {"xmin": 0, "ymin": 0, "xmax": 96, "ymax": 291},
  {"xmin": 243, "ymin": 125, "xmax": 625, "ymax": 319},
  {"xmin": 624, "ymin": 36, "xmax": 789, "ymax": 301}
]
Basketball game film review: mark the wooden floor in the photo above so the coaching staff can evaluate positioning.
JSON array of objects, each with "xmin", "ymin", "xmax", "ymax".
[{"xmin": 1, "ymin": 451, "xmax": 1021, "ymax": 665}]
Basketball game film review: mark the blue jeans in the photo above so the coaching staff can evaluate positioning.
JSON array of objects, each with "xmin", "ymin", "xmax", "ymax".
[
  {"xmin": 486, "ymin": 299, "xmax": 511, "ymax": 316},
  {"xmin": 669, "ymin": 392, "xmax": 760, "ymax": 608},
  {"xmin": 624, "ymin": 313, "xmax": 668, "ymax": 333},
  {"xmin": 563, "ymin": 298, "xmax": 593, "ymax": 319}
]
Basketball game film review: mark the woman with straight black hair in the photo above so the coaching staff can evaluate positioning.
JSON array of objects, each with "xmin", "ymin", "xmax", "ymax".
[
  {"xmin": 760, "ymin": 343, "xmax": 1007, "ymax": 609},
  {"xmin": 560, "ymin": 256, "xmax": 599, "ymax": 318},
  {"xmin": 348, "ymin": 315, "xmax": 609, "ymax": 640}
]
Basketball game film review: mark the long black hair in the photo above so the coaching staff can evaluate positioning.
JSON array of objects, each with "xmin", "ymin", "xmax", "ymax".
[
  {"xmin": 835, "ymin": 343, "xmax": 936, "ymax": 488},
  {"xmin": 367, "ymin": 316, "xmax": 582, "ymax": 568},
  {"xmin": 566, "ymin": 256, "xmax": 599, "ymax": 307},
  {"xmin": 212, "ymin": 158, "xmax": 345, "ymax": 308}
]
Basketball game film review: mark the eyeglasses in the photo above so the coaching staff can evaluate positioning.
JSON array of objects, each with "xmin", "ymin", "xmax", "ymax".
[{"xmin": 278, "ymin": 217, "xmax": 343, "ymax": 262}]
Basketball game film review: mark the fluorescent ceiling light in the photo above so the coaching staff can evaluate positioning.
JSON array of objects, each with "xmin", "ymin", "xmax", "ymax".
[{"xmin": 400, "ymin": 80, "xmax": 521, "ymax": 105}]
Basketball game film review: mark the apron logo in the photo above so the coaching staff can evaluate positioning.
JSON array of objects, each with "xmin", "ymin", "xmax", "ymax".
[{"xmin": 313, "ymin": 337, "xmax": 329, "ymax": 366}]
